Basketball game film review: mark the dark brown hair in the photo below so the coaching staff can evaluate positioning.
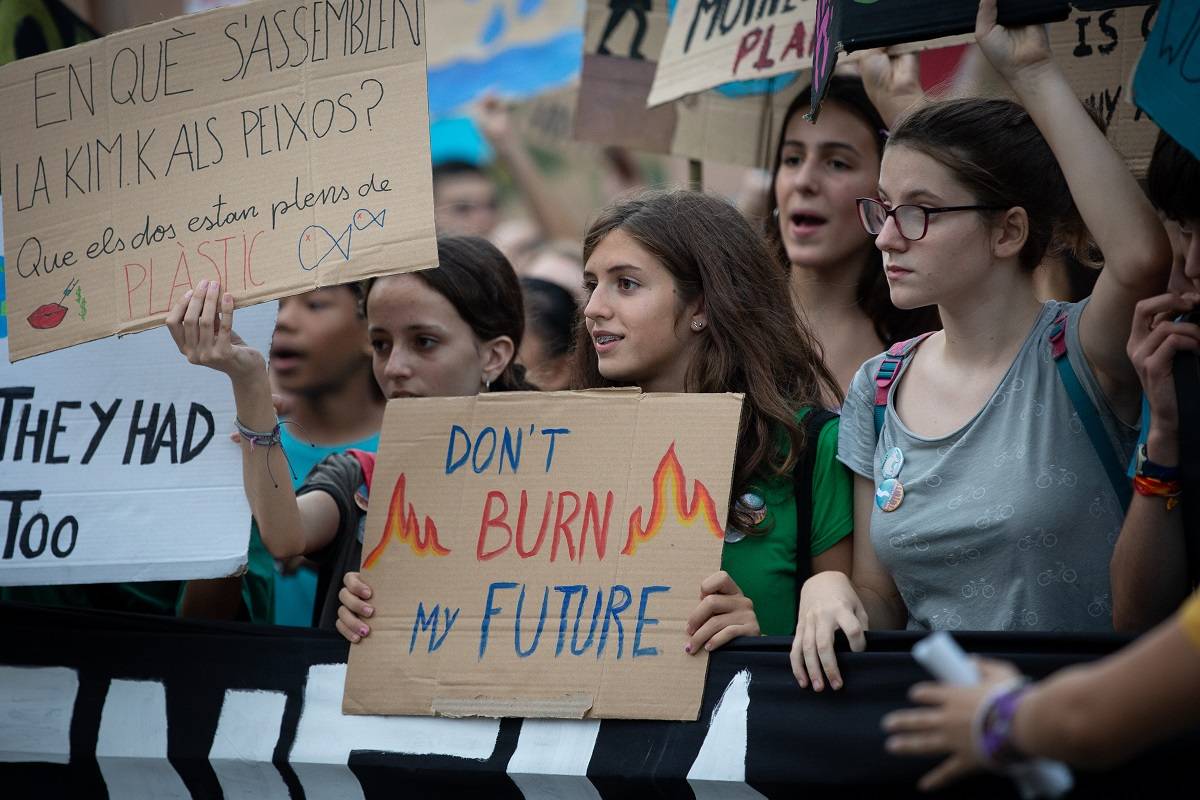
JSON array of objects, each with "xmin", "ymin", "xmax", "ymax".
[
  {"xmin": 573, "ymin": 190, "xmax": 842, "ymax": 530},
  {"xmin": 367, "ymin": 236, "xmax": 534, "ymax": 391},
  {"xmin": 888, "ymin": 97, "xmax": 1089, "ymax": 272},
  {"xmin": 765, "ymin": 76, "xmax": 939, "ymax": 346},
  {"xmin": 1148, "ymin": 130, "xmax": 1200, "ymax": 223}
]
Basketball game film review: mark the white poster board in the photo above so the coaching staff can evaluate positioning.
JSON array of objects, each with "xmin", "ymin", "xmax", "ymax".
[{"xmin": 0, "ymin": 228, "xmax": 275, "ymax": 585}]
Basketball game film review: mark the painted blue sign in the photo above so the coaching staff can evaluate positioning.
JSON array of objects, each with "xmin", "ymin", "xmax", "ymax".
[{"xmin": 1132, "ymin": 0, "xmax": 1200, "ymax": 159}]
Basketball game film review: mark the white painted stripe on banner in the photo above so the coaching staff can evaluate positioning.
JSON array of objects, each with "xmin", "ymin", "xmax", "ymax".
[
  {"xmin": 687, "ymin": 669, "xmax": 768, "ymax": 800},
  {"xmin": 0, "ymin": 666, "xmax": 77, "ymax": 764},
  {"xmin": 209, "ymin": 689, "xmax": 289, "ymax": 800},
  {"xmin": 291, "ymin": 663, "xmax": 502, "ymax": 798},
  {"xmin": 96, "ymin": 679, "xmax": 190, "ymax": 800},
  {"xmin": 507, "ymin": 719, "xmax": 603, "ymax": 800}
]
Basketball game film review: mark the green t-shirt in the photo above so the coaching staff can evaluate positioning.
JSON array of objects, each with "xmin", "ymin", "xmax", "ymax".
[{"xmin": 719, "ymin": 409, "xmax": 854, "ymax": 636}]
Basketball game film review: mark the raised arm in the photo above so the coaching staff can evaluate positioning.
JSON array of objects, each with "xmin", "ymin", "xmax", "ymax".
[
  {"xmin": 165, "ymin": 281, "xmax": 340, "ymax": 559},
  {"xmin": 477, "ymin": 96, "xmax": 579, "ymax": 242},
  {"xmin": 975, "ymin": 0, "xmax": 1171, "ymax": 419}
]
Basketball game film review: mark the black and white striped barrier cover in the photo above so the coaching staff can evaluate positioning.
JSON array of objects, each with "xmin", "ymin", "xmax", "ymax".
[{"xmin": 0, "ymin": 602, "xmax": 1194, "ymax": 799}]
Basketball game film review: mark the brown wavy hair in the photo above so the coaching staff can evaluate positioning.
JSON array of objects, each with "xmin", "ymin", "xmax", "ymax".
[
  {"xmin": 572, "ymin": 190, "xmax": 841, "ymax": 531},
  {"xmin": 765, "ymin": 77, "xmax": 940, "ymax": 346}
]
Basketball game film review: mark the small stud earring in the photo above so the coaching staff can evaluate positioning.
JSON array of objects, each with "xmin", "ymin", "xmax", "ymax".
[
  {"xmin": 483, "ymin": 375, "xmax": 492, "ymax": 390},
  {"xmin": 691, "ymin": 319, "xmax": 706, "ymax": 331}
]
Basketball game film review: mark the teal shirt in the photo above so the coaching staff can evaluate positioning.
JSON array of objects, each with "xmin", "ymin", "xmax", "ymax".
[
  {"xmin": 245, "ymin": 425, "xmax": 380, "ymax": 626},
  {"xmin": 720, "ymin": 410, "xmax": 854, "ymax": 636}
]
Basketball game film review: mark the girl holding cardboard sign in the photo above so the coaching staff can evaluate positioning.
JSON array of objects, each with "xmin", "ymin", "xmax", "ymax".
[
  {"xmin": 166, "ymin": 236, "xmax": 531, "ymax": 631},
  {"xmin": 792, "ymin": 0, "xmax": 1171, "ymax": 692},
  {"xmin": 339, "ymin": 190, "xmax": 857, "ymax": 654}
]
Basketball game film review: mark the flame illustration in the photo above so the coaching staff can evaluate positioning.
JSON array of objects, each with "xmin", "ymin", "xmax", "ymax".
[
  {"xmin": 362, "ymin": 473, "xmax": 450, "ymax": 568},
  {"xmin": 623, "ymin": 443, "xmax": 724, "ymax": 556}
]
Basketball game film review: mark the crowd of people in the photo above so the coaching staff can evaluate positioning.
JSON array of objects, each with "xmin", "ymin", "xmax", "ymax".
[{"xmin": 6, "ymin": 1, "xmax": 1199, "ymax": 789}]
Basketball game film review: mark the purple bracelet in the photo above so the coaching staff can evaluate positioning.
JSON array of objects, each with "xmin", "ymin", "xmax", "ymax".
[
  {"xmin": 978, "ymin": 682, "xmax": 1031, "ymax": 767},
  {"xmin": 233, "ymin": 418, "xmax": 310, "ymax": 488}
]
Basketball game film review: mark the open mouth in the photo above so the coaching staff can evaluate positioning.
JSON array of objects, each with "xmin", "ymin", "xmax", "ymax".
[
  {"xmin": 789, "ymin": 212, "xmax": 828, "ymax": 236},
  {"xmin": 592, "ymin": 332, "xmax": 624, "ymax": 353},
  {"xmin": 269, "ymin": 346, "xmax": 306, "ymax": 371}
]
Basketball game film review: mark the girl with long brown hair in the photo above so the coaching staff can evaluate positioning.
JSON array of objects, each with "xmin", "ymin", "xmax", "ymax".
[
  {"xmin": 576, "ymin": 189, "xmax": 853, "ymax": 652},
  {"xmin": 337, "ymin": 190, "xmax": 855, "ymax": 651}
]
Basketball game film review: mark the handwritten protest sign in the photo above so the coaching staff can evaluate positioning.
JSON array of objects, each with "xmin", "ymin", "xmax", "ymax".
[
  {"xmin": 0, "ymin": 0, "xmax": 436, "ymax": 362},
  {"xmin": 575, "ymin": 0, "xmax": 797, "ymax": 168},
  {"xmin": 647, "ymin": 0, "xmax": 971, "ymax": 109},
  {"xmin": 1052, "ymin": 4, "xmax": 1159, "ymax": 176},
  {"xmin": 1133, "ymin": 0, "xmax": 1200, "ymax": 161},
  {"xmin": 343, "ymin": 391, "xmax": 743, "ymax": 720},
  {"xmin": 0, "ymin": 294, "xmax": 275, "ymax": 586}
]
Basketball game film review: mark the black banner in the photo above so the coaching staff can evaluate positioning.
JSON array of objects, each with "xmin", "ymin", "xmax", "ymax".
[{"xmin": 0, "ymin": 602, "xmax": 1196, "ymax": 798}]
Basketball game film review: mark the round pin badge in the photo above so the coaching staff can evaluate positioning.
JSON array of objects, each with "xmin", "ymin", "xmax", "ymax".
[
  {"xmin": 875, "ymin": 478, "xmax": 905, "ymax": 512},
  {"xmin": 724, "ymin": 528, "xmax": 747, "ymax": 544},
  {"xmin": 881, "ymin": 447, "xmax": 905, "ymax": 480},
  {"xmin": 738, "ymin": 492, "xmax": 768, "ymax": 526}
]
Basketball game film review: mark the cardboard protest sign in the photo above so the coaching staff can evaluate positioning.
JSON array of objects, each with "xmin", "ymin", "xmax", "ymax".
[
  {"xmin": 1133, "ymin": 0, "xmax": 1200, "ymax": 161},
  {"xmin": 0, "ymin": 0, "xmax": 437, "ymax": 362},
  {"xmin": 0, "ymin": 292, "xmax": 276, "ymax": 586},
  {"xmin": 647, "ymin": 0, "xmax": 972, "ymax": 109},
  {"xmin": 425, "ymin": 0, "xmax": 583, "ymax": 118},
  {"xmin": 575, "ymin": 0, "xmax": 798, "ymax": 168},
  {"xmin": 343, "ymin": 391, "xmax": 743, "ymax": 721},
  {"xmin": 1052, "ymin": 4, "xmax": 1160, "ymax": 177}
]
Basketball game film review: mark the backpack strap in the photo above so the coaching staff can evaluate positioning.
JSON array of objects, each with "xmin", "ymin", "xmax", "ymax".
[
  {"xmin": 345, "ymin": 449, "xmax": 376, "ymax": 495},
  {"xmin": 793, "ymin": 408, "xmax": 839, "ymax": 600},
  {"xmin": 1048, "ymin": 311, "xmax": 1132, "ymax": 509},
  {"xmin": 873, "ymin": 332, "xmax": 934, "ymax": 439}
]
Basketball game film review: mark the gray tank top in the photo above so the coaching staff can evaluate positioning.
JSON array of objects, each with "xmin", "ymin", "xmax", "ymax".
[{"xmin": 838, "ymin": 300, "xmax": 1137, "ymax": 633}]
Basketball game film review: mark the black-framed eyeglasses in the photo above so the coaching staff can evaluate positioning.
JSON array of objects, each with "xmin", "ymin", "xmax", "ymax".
[{"xmin": 855, "ymin": 197, "xmax": 1007, "ymax": 241}]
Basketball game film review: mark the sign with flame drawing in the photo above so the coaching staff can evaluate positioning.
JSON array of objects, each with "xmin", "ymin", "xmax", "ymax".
[{"xmin": 343, "ymin": 390, "xmax": 743, "ymax": 721}]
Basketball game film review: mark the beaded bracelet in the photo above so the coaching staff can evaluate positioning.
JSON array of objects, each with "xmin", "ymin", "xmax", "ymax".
[
  {"xmin": 973, "ymin": 678, "xmax": 1032, "ymax": 769},
  {"xmin": 234, "ymin": 418, "xmax": 311, "ymax": 488}
]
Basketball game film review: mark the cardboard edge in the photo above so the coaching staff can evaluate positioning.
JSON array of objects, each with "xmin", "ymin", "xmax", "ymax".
[{"xmin": 430, "ymin": 693, "xmax": 594, "ymax": 720}]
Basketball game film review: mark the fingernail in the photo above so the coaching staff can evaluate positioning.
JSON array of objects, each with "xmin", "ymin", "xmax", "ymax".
[
  {"xmin": 684, "ymin": 643, "xmax": 692, "ymax": 654},
  {"xmin": 183, "ymin": 290, "xmax": 193, "ymax": 300},
  {"xmin": 362, "ymin": 605, "xmax": 373, "ymax": 616},
  {"xmin": 359, "ymin": 625, "xmax": 370, "ymax": 637},
  {"xmin": 350, "ymin": 634, "xmax": 360, "ymax": 643},
  {"xmin": 832, "ymin": 680, "xmax": 842, "ymax": 691},
  {"xmin": 198, "ymin": 279, "xmax": 208, "ymax": 290},
  {"xmin": 362, "ymin": 588, "xmax": 372, "ymax": 599}
]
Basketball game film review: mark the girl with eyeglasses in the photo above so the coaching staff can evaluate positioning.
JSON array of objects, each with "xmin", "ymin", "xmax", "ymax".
[{"xmin": 791, "ymin": 0, "xmax": 1171, "ymax": 693}]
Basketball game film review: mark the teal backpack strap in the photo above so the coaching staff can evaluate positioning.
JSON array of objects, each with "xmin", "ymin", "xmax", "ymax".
[
  {"xmin": 873, "ymin": 333, "xmax": 934, "ymax": 441},
  {"xmin": 1048, "ymin": 311, "xmax": 1132, "ymax": 509}
]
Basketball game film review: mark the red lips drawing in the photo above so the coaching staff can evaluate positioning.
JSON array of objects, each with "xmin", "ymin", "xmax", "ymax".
[{"xmin": 27, "ymin": 278, "xmax": 79, "ymax": 330}]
